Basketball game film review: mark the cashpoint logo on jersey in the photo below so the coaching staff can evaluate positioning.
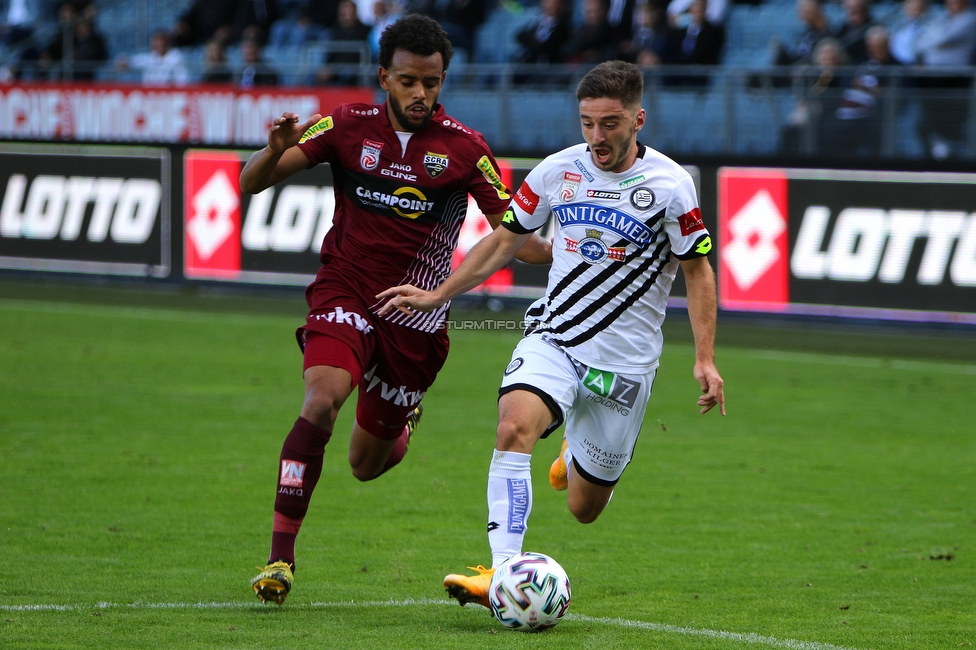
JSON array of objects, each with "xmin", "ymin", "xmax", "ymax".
[
  {"xmin": 718, "ymin": 169, "xmax": 789, "ymax": 311},
  {"xmin": 184, "ymin": 151, "xmax": 242, "ymax": 279}
]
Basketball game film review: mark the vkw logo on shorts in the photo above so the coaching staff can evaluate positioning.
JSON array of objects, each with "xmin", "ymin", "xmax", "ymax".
[{"xmin": 360, "ymin": 139, "xmax": 383, "ymax": 171}]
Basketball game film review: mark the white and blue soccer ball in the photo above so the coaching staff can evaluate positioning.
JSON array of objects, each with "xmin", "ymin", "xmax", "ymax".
[{"xmin": 488, "ymin": 552, "xmax": 572, "ymax": 631}]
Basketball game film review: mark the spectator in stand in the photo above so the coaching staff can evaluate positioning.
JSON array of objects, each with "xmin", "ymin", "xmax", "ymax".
[
  {"xmin": 666, "ymin": 0, "xmax": 723, "ymax": 85},
  {"xmin": 781, "ymin": 37, "xmax": 847, "ymax": 154},
  {"xmin": 886, "ymin": 0, "xmax": 929, "ymax": 65},
  {"xmin": 1, "ymin": 0, "xmax": 35, "ymax": 51},
  {"xmin": 914, "ymin": 0, "xmax": 976, "ymax": 159},
  {"xmin": 829, "ymin": 26, "xmax": 898, "ymax": 156},
  {"xmin": 317, "ymin": 0, "xmax": 370, "ymax": 85},
  {"xmin": 835, "ymin": 0, "xmax": 875, "ymax": 64},
  {"xmin": 237, "ymin": 35, "xmax": 279, "ymax": 88},
  {"xmin": 117, "ymin": 30, "xmax": 189, "ymax": 86},
  {"xmin": 618, "ymin": 2, "xmax": 673, "ymax": 66},
  {"xmin": 562, "ymin": 0, "xmax": 617, "ymax": 64},
  {"xmin": 38, "ymin": 6, "xmax": 108, "ymax": 81},
  {"xmin": 201, "ymin": 38, "xmax": 234, "ymax": 83},
  {"xmin": 368, "ymin": 0, "xmax": 404, "ymax": 61},
  {"xmin": 514, "ymin": 0, "xmax": 572, "ymax": 64},
  {"xmin": 435, "ymin": 0, "xmax": 487, "ymax": 54},
  {"xmin": 606, "ymin": 0, "xmax": 638, "ymax": 42},
  {"xmin": 666, "ymin": 0, "xmax": 727, "ymax": 29},
  {"xmin": 268, "ymin": 0, "xmax": 337, "ymax": 46},
  {"xmin": 669, "ymin": 0, "xmax": 723, "ymax": 63},
  {"xmin": 172, "ymin": 0, "xmax": 278, "ymax": 47},
  {"xmin": 772, "ymin": 0, "xmax": 832, "ymax": 66}
]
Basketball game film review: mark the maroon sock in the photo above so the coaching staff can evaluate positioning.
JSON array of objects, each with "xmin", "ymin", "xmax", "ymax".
[
  {"xmin": 378, "ymin": 424, "xmax": 410, "ymax": 476},
  {"xmin": 270, "ymin": 417, "xmax": 332, "ymax": 562}
]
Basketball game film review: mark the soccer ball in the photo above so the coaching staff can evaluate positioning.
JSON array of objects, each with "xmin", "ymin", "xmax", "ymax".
[{"xmin": 488, "ymin": 552, "xmax": 572, "ymax": 631}]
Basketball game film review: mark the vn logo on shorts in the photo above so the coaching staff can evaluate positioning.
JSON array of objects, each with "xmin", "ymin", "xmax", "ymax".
[{"xmin": 583, "ymin": 367, "xmax": 640, "ymax": 412}]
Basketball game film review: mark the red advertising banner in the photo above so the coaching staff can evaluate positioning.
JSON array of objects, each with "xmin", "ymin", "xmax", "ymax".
[
  {"xmin": 184, "ymin": 150, "xmax": 242, "ymax": 280},
  {"xmin": 718, "ymin": 168, "xmax": 789, "ymax": 312},
  {"xmin": 0, "ymin": 83, "xmax": 372, "ymax": 146}
]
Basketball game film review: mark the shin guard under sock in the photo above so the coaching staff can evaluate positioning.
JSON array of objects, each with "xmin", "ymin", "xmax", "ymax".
[
  {"xmin": 486, "ymin": 449, "xmax": 533, "ymax": 568},
  {"xmin": 271, "ymin": 417, "xmax": 332, "ymax": 562}
]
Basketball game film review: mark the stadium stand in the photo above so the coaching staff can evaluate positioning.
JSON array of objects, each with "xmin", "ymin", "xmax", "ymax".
[{"xmin": 0, "ymin": 0, "xmax": 973, "ymax": 159}]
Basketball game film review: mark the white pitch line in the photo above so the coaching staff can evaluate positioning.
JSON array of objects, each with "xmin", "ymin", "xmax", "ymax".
[{"xmin": 0, "ymin": 599, "xmax": 857, "ymax": 650}]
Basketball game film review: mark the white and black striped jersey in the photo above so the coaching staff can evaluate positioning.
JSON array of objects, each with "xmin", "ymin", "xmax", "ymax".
[{"xmin": 503, "ymin": 142, "xmax": 712, "ymax": 373}]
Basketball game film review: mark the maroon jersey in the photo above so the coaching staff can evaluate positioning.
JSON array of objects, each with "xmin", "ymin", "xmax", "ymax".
[{"xmin": 297, "ymin": 102, "xmax": 512, "ymax": 331}]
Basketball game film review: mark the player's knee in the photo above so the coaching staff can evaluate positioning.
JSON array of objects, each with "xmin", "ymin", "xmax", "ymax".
[
  {"xmin": 301, "ymin": 387, "xmax": 343, "ymax": 428},
  {"xmin": 495, "ymin": 418, "xmax": 539, "ymax": 451}
]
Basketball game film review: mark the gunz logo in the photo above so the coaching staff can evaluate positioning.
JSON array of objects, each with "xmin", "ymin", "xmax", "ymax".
[{"xmin": 0, "ymin": 174, "xmax": 161, "ymax": 244}]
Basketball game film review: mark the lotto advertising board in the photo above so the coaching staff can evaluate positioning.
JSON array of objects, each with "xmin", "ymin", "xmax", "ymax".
[
  {"xmin": 183, "ymin": 150, "xmax": 539, "ymax": 290},
  {"xmin": 0, "ymin": 143, "xmax": 171, "ymax": 277},
  {"xmin": 719, "ymin": 168, "xmax": 976, "ymax": 324}
]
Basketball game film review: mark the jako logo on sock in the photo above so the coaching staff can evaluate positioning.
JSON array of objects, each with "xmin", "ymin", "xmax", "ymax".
[{"xmin": 507, "ymin": 479, "xmax": 528, "ymax": 533}]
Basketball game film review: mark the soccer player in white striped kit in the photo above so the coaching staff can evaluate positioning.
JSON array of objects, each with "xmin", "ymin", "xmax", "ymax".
[{"xmin": 378, "ymin": 60, "xmax": 726, "ymax": 608}]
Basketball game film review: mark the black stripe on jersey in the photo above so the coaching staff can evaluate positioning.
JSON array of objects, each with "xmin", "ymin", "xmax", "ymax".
[
  {"xmin": 547, "ymin": 234, "xmax": 671, "ymax": 338},
  {"xmin": 545, "ymin": 207, "xmax": 667, "ymax": 320},
  {"xmin": 554, "ymin": 245, "xmax": 672, "ymax": 349}
]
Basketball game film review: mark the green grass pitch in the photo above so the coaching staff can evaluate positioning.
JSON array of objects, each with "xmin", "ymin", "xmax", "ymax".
[{"xmin": 0, "ymin": 281, "xmax": 974, "ymax": 649}]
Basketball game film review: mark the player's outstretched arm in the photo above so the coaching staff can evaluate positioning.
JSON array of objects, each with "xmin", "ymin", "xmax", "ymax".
[
  {"xmin": 377, "ymin": 226, "xmax": 531, "ymax": 316},
  {"xmin": 484, "ymin": 212, "xmax": 553, "ymax": 265},
  {"xmin": 680, "ymin": 255, "xmax": 726, "ymax": 416},
  {"xmin": 240, "ymin": 112, "xmax": 321, "ymax": 194}
]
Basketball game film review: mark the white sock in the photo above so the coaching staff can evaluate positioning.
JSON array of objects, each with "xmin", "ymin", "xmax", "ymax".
[{"xmin": 486, "ymin": 449, "xmax": 532, "ymax": 568}]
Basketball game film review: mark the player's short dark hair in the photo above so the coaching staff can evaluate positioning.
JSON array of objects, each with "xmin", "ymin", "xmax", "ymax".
[
  {"xmin": 378, "ymin": 14, "xmax": 454, "ymax": 72},
  {"xmin": 576, "ymin": 61, "xmax": 644, "ymax": 111}
]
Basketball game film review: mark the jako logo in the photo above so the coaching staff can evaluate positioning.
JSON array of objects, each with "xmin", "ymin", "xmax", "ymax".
[
  {"xmin": 362, "ymin": 365, "xmax": 425, "ymax": 407},
  {"xmin": 0, "ymin": 174, "xmax": 161, "ymax": 244},
  {"xmin": 792, "ymin": 207, "xmax": 976, "ymax": 286}
]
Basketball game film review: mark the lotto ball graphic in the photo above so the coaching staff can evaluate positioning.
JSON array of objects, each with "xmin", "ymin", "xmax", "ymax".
[{"xmin": 488, "ymin": 552, "xmax": 572, "ymax": 631}]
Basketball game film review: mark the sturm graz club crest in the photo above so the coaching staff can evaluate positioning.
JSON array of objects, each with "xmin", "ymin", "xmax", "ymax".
[
  {"xmin": 504, "ymin": 357, "xmax": 524, "ymax": 375},
  {"xmin": 630, "ymin": 187, "xmax": 654, "ymax": 210},
  {"xmin": 424, "ymin": 152, "xmax": 449, "ymax": 178},
  {"xmin": 360, "ymin": 139, "xmax": 383, "ymax": 170}
]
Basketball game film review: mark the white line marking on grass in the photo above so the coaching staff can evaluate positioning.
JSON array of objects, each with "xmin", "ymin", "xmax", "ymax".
[
  {"xmin": 568, "ymin": 614, "xmax": 857, "ymax": 650},
  {"xmin": 0, "ymin": 600, "xmax": 857, "ymax": 650}
]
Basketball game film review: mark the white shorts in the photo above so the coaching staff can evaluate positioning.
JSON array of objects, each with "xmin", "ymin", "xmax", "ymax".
[{"xmin": 499, "ymin": 335, "xmax": 656, "ymax": 486}]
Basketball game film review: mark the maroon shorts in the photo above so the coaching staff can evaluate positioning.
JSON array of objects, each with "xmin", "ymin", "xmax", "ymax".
[{"xmin": 297, "ymin": 272, "xmax": 449, "ymax": 440}]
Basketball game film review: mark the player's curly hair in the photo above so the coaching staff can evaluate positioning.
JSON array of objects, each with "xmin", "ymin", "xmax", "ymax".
[
  {"xmin": 378, "ymin": 14, "xmax": 454, "ymax": 72},
  {"xmin": 576, "ymin": 61, "xmax": 643, "ymax": 111}
]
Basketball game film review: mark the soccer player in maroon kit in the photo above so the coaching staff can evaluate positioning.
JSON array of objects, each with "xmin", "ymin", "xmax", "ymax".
[{"xmin": 239, "ymin": 14, "xmax": 551, "ymax": 604}]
